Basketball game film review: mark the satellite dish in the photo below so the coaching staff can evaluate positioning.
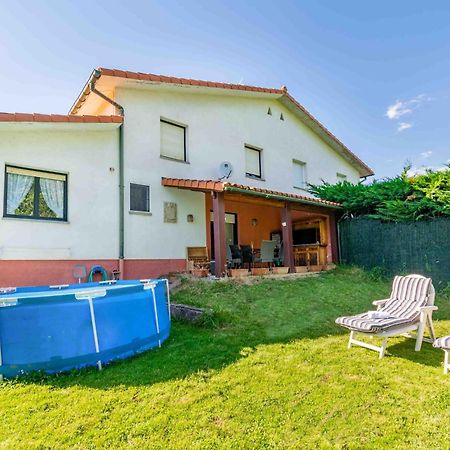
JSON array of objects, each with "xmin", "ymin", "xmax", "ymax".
[{"xmin": 218, "ymin": 161, "xmax": 233, "ymax": 180}]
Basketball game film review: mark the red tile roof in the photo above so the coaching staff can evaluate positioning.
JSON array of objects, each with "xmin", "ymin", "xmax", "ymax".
[
  {"xmin": 161, "ymin": 177, "xmax": 341, "ymax": 208},
  {"xmin": 0, "ymin": 113, "xmax": 123, "ymax": 124},
  {"xmin": 98, "ymin": 67, "xmax": 284, "ymax": 94},
  {"xmin": 70, "ymin": 68, "xmax": 373, "ymax": 177}
]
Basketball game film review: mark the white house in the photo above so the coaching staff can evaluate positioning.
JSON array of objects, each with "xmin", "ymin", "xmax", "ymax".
[{"xmin": 0, "ymin": 68, "xmax": 373, "ymax": 286}]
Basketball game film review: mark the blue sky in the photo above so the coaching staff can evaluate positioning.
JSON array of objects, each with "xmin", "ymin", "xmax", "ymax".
[{"xmin": 1, "ymin": 0, "xmax": 449, "ymax": 178}]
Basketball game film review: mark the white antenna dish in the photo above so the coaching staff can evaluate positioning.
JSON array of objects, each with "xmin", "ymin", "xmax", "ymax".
[{"xmin": 218, "ymin": 161, "xmax": 233, "ymax": 180}]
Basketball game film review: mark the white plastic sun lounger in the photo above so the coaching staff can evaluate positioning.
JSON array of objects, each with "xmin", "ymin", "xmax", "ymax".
[
  {"xmin": 336, "ymin": 274, "xmax": 437, "ymax": 359},
  {"xmin": 433, "ymin": 336, "xmax": 450, "ymax": 374}
]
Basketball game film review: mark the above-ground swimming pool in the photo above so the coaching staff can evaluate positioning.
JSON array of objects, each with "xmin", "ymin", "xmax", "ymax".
[{"xmin": 0, "ymin": 279, "xmax": 170, "ymax": 378}]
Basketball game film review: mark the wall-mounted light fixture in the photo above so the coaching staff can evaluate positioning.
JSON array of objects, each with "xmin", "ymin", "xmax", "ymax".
[
  {"xmin": 187, "ymin": 214, "xmax": 194, "ymax": 223},
  {"xmin": 251, "ymin": 218, "xmax": 258, "ymax": 226}
]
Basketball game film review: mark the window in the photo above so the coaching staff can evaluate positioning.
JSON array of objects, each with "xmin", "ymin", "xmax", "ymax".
[
  {"xmin": 245, "ymin": 145, "xmax": 262, "ymax": 178},
  {"xmin": 160, "ymin": 119, "xmax": 186, "ymax": 161},
  {"xmin": 293, "ymin": 160, "xmax": 307, "ymax": 189},
  {"xmin": 130, "ymin": 183, "xmax": 150, "ymax": 213},
  {"xmin": 337, "ymin": 173, "xmax": 347, "ymax": 182},
  {"xmin": 4, "ymin": 165, "xmax": 67, "ymax": 221},
  {"xmin": 210, "ymin": 211, "xmax": 238, "ymax": 259}
]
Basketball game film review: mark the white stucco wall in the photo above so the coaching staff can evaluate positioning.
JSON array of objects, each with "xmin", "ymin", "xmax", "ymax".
[
  {"xmin": 0, "ymin": 85, "xmax": 364, "ymax": 263},
  {"xmin": 0, "ymin": 124, "xmax": 119, "ymax": 260},
  {"xmin": 117, "ymin": 87, "xmax": 361, "ymax": 188},
  {"xmin": 114, "ymin": 87, "xmax": 360, "ymax": 259}
]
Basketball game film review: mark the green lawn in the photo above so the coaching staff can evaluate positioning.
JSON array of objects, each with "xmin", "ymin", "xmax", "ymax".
[{"xmin": 1, "ymin": 267, "xmax": 449, "ymax": 449}]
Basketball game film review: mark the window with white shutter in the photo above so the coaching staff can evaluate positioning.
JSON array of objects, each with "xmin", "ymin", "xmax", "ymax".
[
  {"xmin": 160, "ymin": 119, "xmax": 186, "ymax": 161},
  {"xmin": 293, "ymin": 160, "xmax": 307, "ymax": 189},
  {"xmin": 245, "ymin": 145, "xmax": 262, "ymax": 178},
  {"xmin": 336, "ymin": 173, "xmax": 347, "ymax": 182}
]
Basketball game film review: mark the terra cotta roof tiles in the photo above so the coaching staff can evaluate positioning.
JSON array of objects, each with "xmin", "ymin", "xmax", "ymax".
[
  {"xmin": 0, "ymin": 113, "xmax": 122, "ymax": 124},
  {"xmin": 161, "ymin": 177, "xmax": 341, "ymax": 208}
]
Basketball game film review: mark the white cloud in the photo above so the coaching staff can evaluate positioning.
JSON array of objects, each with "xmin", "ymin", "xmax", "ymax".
[
  {"xmin": 407, "ymin": 164, "xmax": 449, "ymax": 177},
  {"xmin": 397, "ymin": 122, "xmax": 412, "ymax": 132},
  {"xmin": 386, "ymin": 101, "xmax": 411, "ymax": 119},
  {"xmin": 406, "ymin": 167, "xmax": 427, "ymax": 177},
  {"xmin": 420, "ymin": 150, "xmax": 433, "ymax": 159},
  {"xmin": 385, "ymin": 94, "xmax": 431, "ymax": 120}
]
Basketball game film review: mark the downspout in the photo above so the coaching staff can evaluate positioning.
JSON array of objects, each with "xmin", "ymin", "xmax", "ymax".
[
  {"xmin": 89, "ymin": 70, "xmax": 125, "ymax": 278},
  {"xmin": 359, "ymin": 174, "xmax": 374, "ymax": 184}
]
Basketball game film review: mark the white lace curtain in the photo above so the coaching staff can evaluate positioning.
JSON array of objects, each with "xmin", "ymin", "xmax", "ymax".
[
  {"xmin": 40, "ymin": 178, "xmax": 64, "ymax": 218},
  {"xmin": 6, "ymin": 173, "xmax": 34, "ymax": 214}
]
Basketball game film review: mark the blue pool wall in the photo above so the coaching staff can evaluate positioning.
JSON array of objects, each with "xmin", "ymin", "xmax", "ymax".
[{"xmin": 0, "ymin": 279, "xmax": 170, "ymax": 378}]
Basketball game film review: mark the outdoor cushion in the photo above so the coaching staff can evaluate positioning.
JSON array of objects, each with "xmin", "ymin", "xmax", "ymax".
[
  {"xmin": 336, "ymin": 275, "xmax": 432, "ymax": 333},
  {"xmin": 433, "ymin": 335, "xmax": 450, "ymax": 350}
]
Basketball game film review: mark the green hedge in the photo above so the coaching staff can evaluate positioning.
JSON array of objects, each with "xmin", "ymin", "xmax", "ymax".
[{"xmin": 310, "ymin": 166, "xmax": 450, "ymax": 222}]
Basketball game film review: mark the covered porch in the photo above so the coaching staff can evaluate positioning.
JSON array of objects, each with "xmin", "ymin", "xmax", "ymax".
[{"xmin": 162, "ymin": 178, "xmax": 341, "ymax": 277}]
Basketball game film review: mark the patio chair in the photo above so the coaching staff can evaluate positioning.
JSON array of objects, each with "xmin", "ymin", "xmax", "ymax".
[
  {"xmin": 227, "ymin": 244, "xmax": 242, "ymax": 269},
  {"xmin": 335, "ymin": 274, "xmax": 437, "ymax": 359},
  {"xmin": 274, "ymin": 242, "xmax": 284, "ymax": 266},
  {"xmin": 240, "ymin": 245, "xmax": 254, "ymax": 269},
  {"xmin": 254, "ymin": 240, "xmax": 277, "ymax": 268},
  {"xmin": 433, "ymin": 336, "xmax": 450, "ymax": 374}
]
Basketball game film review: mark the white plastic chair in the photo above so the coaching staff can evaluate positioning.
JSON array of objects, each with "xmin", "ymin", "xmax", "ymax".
[{"xmin": 336, "ymin": 274, "xmax": 437, "ymax": 358}]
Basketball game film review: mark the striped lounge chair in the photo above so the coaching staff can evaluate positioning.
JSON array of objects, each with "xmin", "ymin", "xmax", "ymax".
[
  {"xmin": 433, "ymin": 336, "xmax": 450, "ymax": 374},
  {"xmin": 336, "ymin": 274, "xmax": 437, "ymax": 359}
]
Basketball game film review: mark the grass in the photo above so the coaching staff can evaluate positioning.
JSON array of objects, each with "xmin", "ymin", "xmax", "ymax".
[{"xmin": 0, "ymin": 267, "xmax": 449, "ymax": 449}]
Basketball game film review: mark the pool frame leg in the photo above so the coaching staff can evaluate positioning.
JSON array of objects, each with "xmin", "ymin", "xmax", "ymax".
[
  {"xmin": 165, "ymin": 279, "xmax": 171, "ymax": 320},
  {"xmin": 149, "ymin": 286, "xmax": 161, "ymax": 348},
  {"xmin": 87, "ymin": 297, "xmax": 102, "ymax": 371},
  {"xmin": 0, "ymin": 341, "xmax": 3, "ymax": 382}
]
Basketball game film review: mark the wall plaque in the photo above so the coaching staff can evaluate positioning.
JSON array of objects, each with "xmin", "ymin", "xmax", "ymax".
[{"xmin": 164, "ymin": 202, "xmax": 177, "ymax": 223}]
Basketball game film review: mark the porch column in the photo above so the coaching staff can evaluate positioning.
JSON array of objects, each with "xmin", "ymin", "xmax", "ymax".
[
  {"xmin": 212, "ymin": 191, "xmax": 227, "ymax": 277},
  {"xmin": 326, "ymin": 212, "xmax": 338, "ymax": 263},
  {"xmin": 281, "ymin": 203, "xmax": 295, "ymax": 272}
]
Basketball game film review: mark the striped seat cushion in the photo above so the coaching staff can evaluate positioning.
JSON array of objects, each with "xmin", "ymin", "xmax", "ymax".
[
  {"xmin": 433, "ymin": 335, "xmax": 450, "ymax": 350},
  {"xmin": 336, "ymin": 275, "xmax": 432, "ymax": 333}
]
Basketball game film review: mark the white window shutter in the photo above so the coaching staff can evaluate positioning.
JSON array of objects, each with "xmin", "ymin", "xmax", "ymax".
[
  {"xmin": 160, "ymin": 121, "xmax": 185, "ymax": 160},
  {"xmin": 293, "ymin": 160, "xmax": 306, "ymax": 188},
  {"xmin": 245, "ymin": 147, "xmax": 261, "ymax": 176}
]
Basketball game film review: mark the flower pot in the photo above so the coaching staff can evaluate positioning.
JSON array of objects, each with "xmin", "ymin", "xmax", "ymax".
[
  {"xmin": 251, "ymin": 267, "xmax": 270, "ymax": 276},
  {"xmin": 229, "ymin": 268, "xmax": 250, "ymax": 278},
  {"xmin": 272, "ymin": 267, "xmax": 289, "ymax": 275},
  {"xmin": 191, "ymin": 269, "xmax": 208, "ymax": 278}
]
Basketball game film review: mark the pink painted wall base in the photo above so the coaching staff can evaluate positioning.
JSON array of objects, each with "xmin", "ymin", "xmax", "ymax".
[{"xmin": 0, "ymin": 259, "xmax": 186, "ymax": 287}]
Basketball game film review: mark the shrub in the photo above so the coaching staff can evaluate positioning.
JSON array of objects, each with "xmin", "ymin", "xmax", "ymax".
[{"xmin": 309, "ymin": 165, "xmax": 450, "ymax": 222}]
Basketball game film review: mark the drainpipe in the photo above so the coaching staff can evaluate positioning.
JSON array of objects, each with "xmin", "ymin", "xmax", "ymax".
[{"xmin": 89, "ymin": 70, "xmax": 125, "ymax": 278}]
